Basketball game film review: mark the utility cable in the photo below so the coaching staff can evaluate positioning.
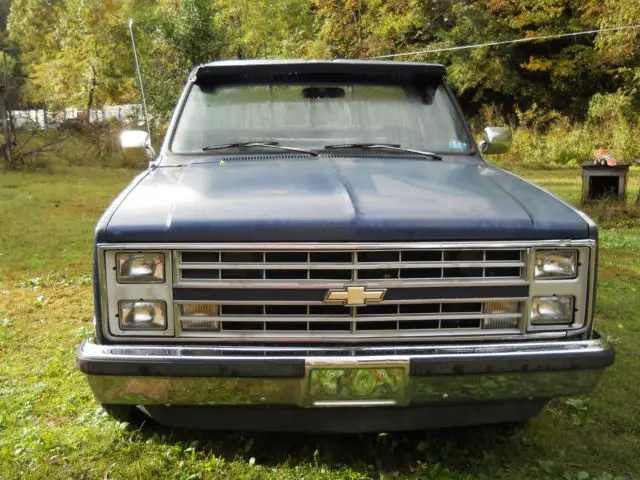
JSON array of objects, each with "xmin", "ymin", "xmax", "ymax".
[{"xmin": 368, "ymin": 24, "xmax": 640, "ymax": 59}]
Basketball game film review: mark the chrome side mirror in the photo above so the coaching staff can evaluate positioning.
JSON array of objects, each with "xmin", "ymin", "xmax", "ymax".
[
  {"xmin": 479, "ymin": 126, "xmax": 512, "ymax": 155},
  {"xmin": 120, "ymin": 130, "xmax": 155, "ymax": 164}
]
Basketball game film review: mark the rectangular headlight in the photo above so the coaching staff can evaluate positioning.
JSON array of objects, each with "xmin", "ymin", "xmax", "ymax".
[
  {"xmin": 119, "ymin": 300, "xmax": 167, "ymax": 330},
  {"xmin": 116, "ymin": 252, "xmax": 165, "ymax": 283},
  {"xmin": 530, "ymin": 296, "xmax": 574, "ymax": 325},
  {"xmin": 534, "ymin": 250, "xmax": 577, "ymax": 279}
]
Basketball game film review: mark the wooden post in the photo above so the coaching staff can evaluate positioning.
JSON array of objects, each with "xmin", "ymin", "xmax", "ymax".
[{"xmin": 2, "ymin": 52, "xmax": 12, "ymax": 167}]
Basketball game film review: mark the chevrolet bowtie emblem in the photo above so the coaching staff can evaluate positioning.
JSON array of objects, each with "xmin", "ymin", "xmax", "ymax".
[{"xmin": 325, "ymin": 286, "xmax": 387, "ymax": 306}]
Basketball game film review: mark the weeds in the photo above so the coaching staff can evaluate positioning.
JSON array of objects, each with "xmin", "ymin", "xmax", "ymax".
[
  {"xmin": 582, "ymin": 202, "xmax": 640, "ymax": 230},
  {"xmin": 481, "ymin": 94, "xmax": 640, "ymax": 169},
  {"xmin": 4, "ymin": 121, "xmax": 151, "ymax": 172}
]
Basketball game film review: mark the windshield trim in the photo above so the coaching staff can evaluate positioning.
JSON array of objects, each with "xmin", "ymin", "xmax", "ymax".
[{"xmin": 163, "ymin": 80, "xmax": 480, "ymax": 163}]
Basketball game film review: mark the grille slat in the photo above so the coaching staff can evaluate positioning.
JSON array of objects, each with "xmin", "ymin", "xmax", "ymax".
[{"xmin": 178, "ymin": 261, "xmax": 524, "ymax": 270}]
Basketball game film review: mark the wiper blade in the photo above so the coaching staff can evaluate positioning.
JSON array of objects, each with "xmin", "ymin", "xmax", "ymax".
[
  {"xmin": 324, "ymin": 143, "xmax": 442, "ymax": 161},
  {"xmin": 202, "ymin": 141, "xmax": 318, "ymax": 157}
]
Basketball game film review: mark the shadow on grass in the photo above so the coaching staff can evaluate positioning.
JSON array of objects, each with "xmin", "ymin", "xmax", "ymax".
[{"xmin": 131, "ymin": 415, "xmax": 529, "ymax": 474}]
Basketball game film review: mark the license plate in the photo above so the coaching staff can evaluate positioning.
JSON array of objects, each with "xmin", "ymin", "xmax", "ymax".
[{"xmin": 308, "ymin": 367, "xmax": 406, "ymax": 405}]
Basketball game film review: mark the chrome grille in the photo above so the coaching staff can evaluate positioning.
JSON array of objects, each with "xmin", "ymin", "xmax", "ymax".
[
  {"xmin": 177, "ymin": 248, "xmax": 526, "ymax": 283},
  {"xmin": 173, "ymin": 246, "xmax": 529, "ymax": 340},
  {"xmin": 99, "ymin": 240, "xmax": 596, "ymax": 343}
]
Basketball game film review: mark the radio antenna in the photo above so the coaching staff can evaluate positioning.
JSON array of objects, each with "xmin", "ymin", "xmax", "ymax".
[{"xmin": 128, "ymin": 18, "xmax": 151, "ymax": 138}]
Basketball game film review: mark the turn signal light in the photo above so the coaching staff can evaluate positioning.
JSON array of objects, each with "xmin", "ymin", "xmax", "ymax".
[
  {"xmin": 181, "ymin": 303, "xmax": 220, "ymax": 317},
  {"xmin": 482, "ymin": 301, "xmax": 520, "ymax": 329}
]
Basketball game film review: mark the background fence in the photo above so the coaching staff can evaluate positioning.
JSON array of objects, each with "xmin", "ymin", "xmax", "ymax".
[{"xmin": 10, "ymin": 104, "xmax": 144, "ymax": 129}]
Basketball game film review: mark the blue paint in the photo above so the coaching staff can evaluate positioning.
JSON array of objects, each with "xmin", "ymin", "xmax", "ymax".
[{"xmin": 101, "ymin": 156, "xmax": 589, "ymax": 243}]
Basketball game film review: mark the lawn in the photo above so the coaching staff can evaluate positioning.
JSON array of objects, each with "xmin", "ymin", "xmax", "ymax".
[{"xmin": 0, "ymin": 164, "xmax": 638, "ymax": 479}]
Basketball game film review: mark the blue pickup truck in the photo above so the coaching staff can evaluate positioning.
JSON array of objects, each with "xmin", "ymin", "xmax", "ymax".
[{"xmin": 76, "ymin": 60, "xmax": 614, "ymax": 432}]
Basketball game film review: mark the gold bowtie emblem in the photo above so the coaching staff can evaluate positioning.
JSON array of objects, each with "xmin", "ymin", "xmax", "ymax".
[{"xmin": 325, "ymin": 286, "xmax": 387, "ymax": 306}]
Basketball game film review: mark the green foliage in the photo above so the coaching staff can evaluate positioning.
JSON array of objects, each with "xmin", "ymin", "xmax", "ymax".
[
  {"xmin": 4, "ymin": 123, "xmax": 146, "ymax": 172},
  {"xmin": 215, "ymin": 0, "xmax": 315, "ymax": 58},
  {"xmin": 3, "ymin": 0, "xmax": 640, "ymax": 128},
  {"xmin": 505, "ymin": 123, "xmax": 592, "ymax": 168},
  {"xmin": 159, "ymin": 0, "xmax": 223, "ymax": 66},
  {"xmin": 587, "ymin": 92, "xmax": 640, "ymax": 162},
  {"xmin": 311, "ymin": 0, "xmax": 424, "ymax": 58},
  {"xmin": 8, "ymin": 0, "xmax": 137, "ymax": 111},
  {"xmin": 480, "ymin": 94, "xmax": 640, "ymax": 168},
  {"xmin": 134, "ymin": 0, "xmax": 224, "ymax": 117}
]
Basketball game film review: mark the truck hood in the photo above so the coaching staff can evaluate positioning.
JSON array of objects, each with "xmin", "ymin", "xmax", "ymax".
[{"xmin": 103, "ymin": 156, "xmax": 590, "ymax": 243}]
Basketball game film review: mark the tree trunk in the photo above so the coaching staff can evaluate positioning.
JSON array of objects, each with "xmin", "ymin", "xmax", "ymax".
[
  {"xmin": 86, "ymin": 64, "xmax": 97, "ymax": 124},
  {"xmin": 2, "ymin": 52, "xmax": 12, "ymax": 168},
  {"xmin": 86, "ymin": 86, "xmax": 94, "ymax": 124}
]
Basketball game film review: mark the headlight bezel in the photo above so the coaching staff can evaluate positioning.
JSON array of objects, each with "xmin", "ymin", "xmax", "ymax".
[
  {"xmin": 527, "ymin": 245, "xmax": 593, "ymax": 333},
  {"xmin": 102, "ymin": 248, "xmax": 174, "ymax": 338}
]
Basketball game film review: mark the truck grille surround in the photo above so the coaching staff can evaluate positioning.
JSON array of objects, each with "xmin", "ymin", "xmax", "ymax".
[{"xmin": 173, "ymin": 247, "xmax": 529, "ymax": 339}]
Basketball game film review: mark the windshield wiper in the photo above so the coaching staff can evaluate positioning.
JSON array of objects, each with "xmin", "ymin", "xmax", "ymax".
[
  {"xmin": 324, "ymin": 143, "xmax": 442, "ymax": 161},
  {"xmin": 202, "ymin": 141, "xmax": 318, "ymax": 157}
]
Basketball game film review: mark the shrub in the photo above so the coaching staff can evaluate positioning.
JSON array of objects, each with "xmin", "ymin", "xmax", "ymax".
[
  {"xmin": 587, "ymin": 92, "xmax": 640, "ymax": 163},
  {"xmin": 482, "ymin": 93, "xmax": 640, "ymax": 167}
]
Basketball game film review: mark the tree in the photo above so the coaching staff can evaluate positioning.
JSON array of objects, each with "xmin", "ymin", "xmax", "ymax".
[
  {"xmin": 215, "ymin": 0, "xmax": 315, "ymax": 58},
  {"xmin": 8, "ymin": 0, "xmax": 137, "ymax": 113},
  {"xmin": 422, "ymin": 0, "xmax": 620, "ymax": 117},
  {"xmin": 5, "ymin": 0, "xmax": 640, "ymax": 122},
  {"xmin": 311, "ymin": 0, "xmax": 424, "ymax": 58}
]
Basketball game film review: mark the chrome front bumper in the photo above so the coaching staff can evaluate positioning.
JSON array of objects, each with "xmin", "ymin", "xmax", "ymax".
[{"xmin": 77, "ymin": 338, "xmax": 614, "ymax": 408}]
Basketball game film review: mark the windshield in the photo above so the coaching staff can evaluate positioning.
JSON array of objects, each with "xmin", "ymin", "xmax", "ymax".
[{"xmin": 170, "ymin": 83, "xmax": 474, "ymax": 155}]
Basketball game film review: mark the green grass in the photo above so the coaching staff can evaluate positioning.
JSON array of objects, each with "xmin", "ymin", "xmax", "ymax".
[{"xmin": 0, "ymin": 165, "xmax": 639, "ymax": 479}]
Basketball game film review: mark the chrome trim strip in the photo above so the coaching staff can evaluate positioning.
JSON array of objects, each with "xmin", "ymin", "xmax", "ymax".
[
  {"xmin": 176, "ymin": 261, "xmax": 526, "ymax": 270},
  {"xmin": 116, "ymin": 329, "xmax": 562, "ymax": 343},
  {"xmin": 313, "ymin": 400, "xmax": 398, "ymax": 407},
  {"xmin": 173, "ymin": 296, "xmax": 529, "ymax": 305},
  {"xmin": 80, "ymin": 337, "xmax": 605, "ymax": 358},
  {"xmin": 186, "ymin": 313, "xmax": 522, "ymax": 323},
  {"xmin": 176, "ymin": 330, "xmax": 524, "ymax": 340},
  {"xmin": 173, "ymin": 279, "xmax": 530, "ymax": 289},
  {"xmin": 99, "ymin": 240, "xmax": 595, "ymax": 250}
]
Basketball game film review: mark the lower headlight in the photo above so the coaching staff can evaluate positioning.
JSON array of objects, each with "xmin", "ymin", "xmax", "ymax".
[
  {"xmin": 119, "ymin": 300, "xmax": 167, "ymax": 330},
  {"xmin": 530, "ymin": 296, "xmax": 574, "ymax": 325}
]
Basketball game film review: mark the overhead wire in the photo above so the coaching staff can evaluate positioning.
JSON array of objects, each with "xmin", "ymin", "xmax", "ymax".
[{"xmin": 368, "ymin": 24, "xmax": 640, "ymax": 59}]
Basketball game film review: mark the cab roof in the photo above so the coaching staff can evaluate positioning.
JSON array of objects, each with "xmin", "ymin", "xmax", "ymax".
[{"xmin": 193, "ymin": 59, "xmax": 446, "ymax": 85}]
